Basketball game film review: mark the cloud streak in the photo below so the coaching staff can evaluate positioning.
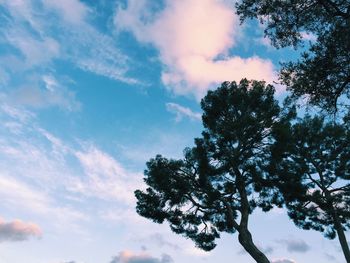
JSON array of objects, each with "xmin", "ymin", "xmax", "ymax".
[
  {"xmin": 7, "ymin": 75, "xmax": 81, "ymax": 111},
  {"xmin": 71, "ymin": 145, "xmax": 142, "ymax": 204},
  {"xmin": 0, "ymin": 103, "xmax": 141, "ymax": 235},
  {"xmin": 0, "ymin": 0, "xmax": 137, "ymax": 113},
  {"xmin": 166, "ymin": 102, "xmax": 201, "ymax": 122}
]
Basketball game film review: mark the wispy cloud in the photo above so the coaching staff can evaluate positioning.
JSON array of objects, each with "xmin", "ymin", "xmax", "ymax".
[
  {"xmin": 117, "ymin": 129, "xmax": 194, "ymax": 165},
  {"xmin": 0, "ymin": 97, "xmax": 35, "ymax": 123},
  {"xmin": 0, "ymin": 103, "xmax": 141, "ymax": 234},
  {"xmin": 0, "ymin": 0, "xmax": 137, "ymax": 113},
  {"xmin": 6, "ymin": 74, "xmax": 81, "ymax": 111},
  {"xmin": 0, "ymin": 175, "xmax": 87, "ymax": 226},
  {"xmin": 0, "ymin": 217, "xmax": 42, "ymax": 242},
  {"xmin": 4, "ymin": 30, "xmax": 60, "ymax": 67},
  {"xmin": 115, "ymin": 0, "xmax": 276, "ymax": 99},
  {"xmin": 0, "ymin": 106, "xmax": 89, "ymax": 228},
  {"xmin": 65, "ymin": 26, "xmax": 137, "ymax": 84},
  {"xmin": 139, "ymin": 233, "xmax": 180, "ymax": 250},
  {"xmin": 278, "ymin": 238, "xmax": 311, "ymax": 253},
  {"xmin": 44, "ymin": 0, "xmax": 90, "ymax": 25},
  {"xmin": 70, "ymin": 145, "xmax": 142, "ymax": 204},
  {"xmin": 324, "ymin": 252, "xmax": 337, "ymax": 261},
  {"xmin": 166, "ymin": 102, "xmax": 201, "ymax": 122}
]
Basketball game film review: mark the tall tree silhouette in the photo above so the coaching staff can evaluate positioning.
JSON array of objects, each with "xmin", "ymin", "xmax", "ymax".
[
  {"xmin": 135, "ymin": 80, "xmax": 288, "ymax": 263},
  {"xmin": 271, "ymin": 115, "xmax": 350, "ymax": 262}
]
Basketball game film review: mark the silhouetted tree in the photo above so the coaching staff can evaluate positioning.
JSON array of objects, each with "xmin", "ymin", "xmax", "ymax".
[
  {"xmin": 271, "ymin": 115, "xmax": 350, "ymax": 262},
  {"xmin": 236, "ymin": 0, "xmax": 350, "ymax": 114},
  {"xmin": 135, "ymin": 80, "xmax": 286, "ymax": 263}
]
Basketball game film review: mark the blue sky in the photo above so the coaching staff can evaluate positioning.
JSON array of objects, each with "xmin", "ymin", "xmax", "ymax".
[{"xmin": 0, "ymin": 1, "xmax": 346, "ymax": 263}]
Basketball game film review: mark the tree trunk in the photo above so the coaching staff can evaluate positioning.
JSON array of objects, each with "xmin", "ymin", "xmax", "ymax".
[
  {"xmin": 238, "ymin": 228, "xmax": 270, "ymax": 263},
  {"xmin": 334, "ymin": 217, "xmax": 350, "ymax": 263},
  {"xmin": 233, "ymin": 169, "xmax": 270, "ymax": 263},
  {"xmin": 325, "ymin": 190, "xmax": 350, "ymax": 263}
]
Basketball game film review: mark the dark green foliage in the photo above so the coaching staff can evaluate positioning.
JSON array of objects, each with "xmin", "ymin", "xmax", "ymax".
[
  {"xmin": 135, "ymin": 154, "xmax": 221, "ymax": 251},
  {"xmin": 280, "ymin": 23, "xmax": 350, "ymax": 112},
  {"xmin": 236, "ymin": 0, "xmax": 350, "ymax": 113},
  {"xmin": 135, "ymin": 80, "xmax": 282, "ymax": 258},
  {"xmin": 270, "ymin": 115, "xmax": 350, "ymax": 258}
]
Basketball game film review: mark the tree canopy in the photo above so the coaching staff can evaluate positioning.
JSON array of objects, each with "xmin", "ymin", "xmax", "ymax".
[
  {"xmin": 270, "ymin": 115, "xmax": 350, "ymax": 261},
  {"xmin": 236, "ymin": 0, "xmax": 350, "ymax": 114},
  {"xmin": 135, "ymin": 79, "xmax": 350, "ymax": 262},
  {"xmin": 135, "ymin": 80, "xmax": 285, "ymax": 263}
]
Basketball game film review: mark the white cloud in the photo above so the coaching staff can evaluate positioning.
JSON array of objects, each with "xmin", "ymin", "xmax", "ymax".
[
  {"xmin": 115, "ymin": 0, "xmax": 276, "ymax": 98},
  {"xmin": 0, "ymin": 217, "xmax": 42, "ymax": 242},
  {"xmin": 166, "ymin": 102, "xmax": 201, "ymax": 122}
]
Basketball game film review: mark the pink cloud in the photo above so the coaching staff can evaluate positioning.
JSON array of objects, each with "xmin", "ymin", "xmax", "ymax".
[
  {"xmin": 162, "ymin": 55, "xmax": 275, "ymax": 97},
  {"xmin": 148, "ymin": 0, "xmax": 236, "ymax": 61},
  {"xmin": 0, "ymin": 218, "xmax": 42, "ymax": 242},
  {"xmin": 110, "ymin": 250, "xmax": 173, "ymax": 263},
  {"xmin": 115, "ymin": 0, "xmax": 276, "ymax": 98}
]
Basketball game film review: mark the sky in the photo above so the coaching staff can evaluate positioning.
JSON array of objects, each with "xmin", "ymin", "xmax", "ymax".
[{"xmin": 0, "ymin": 0, "xmax": 347, "ymax": 263}]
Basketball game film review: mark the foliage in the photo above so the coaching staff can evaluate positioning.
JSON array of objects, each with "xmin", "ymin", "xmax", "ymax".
[
  {"xmin": 272, "ymin": 115, "xmax": 350, "ymax": 235},
  {"xmin": 236, "ymin": 0, "xmax": 350, "ymax": 113},
  {"xmin": 135, "ymin": 80, "xmax": 284, "ymax": 262},
  {"xmin": 270, "ymin": 115, "xmax": 350, "ymax": 261}
]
